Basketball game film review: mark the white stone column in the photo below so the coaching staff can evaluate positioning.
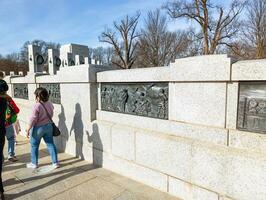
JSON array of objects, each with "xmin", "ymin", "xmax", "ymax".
[
  {"xmin": 28, "ymin": 44, "xmax": 43, "ymax": 73},
  {"xmin": 84, "ymin": 57, "xmax": 90, "ymax": 65},
  {"xmin": 48, "ymin": 49, "xmax": 60, "ymax": 75},
  {"xmin": 75, "ymin": 55, "xmax": 80, "ymax": 65},
  {"xmin": 91, "ymin": 59, "xmax": 96, "ymax": 65}
]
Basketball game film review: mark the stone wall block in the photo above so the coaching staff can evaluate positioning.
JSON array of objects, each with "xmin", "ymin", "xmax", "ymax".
[
  {"xmin": 111, "ymin": 124, "xmax": 135, "ymax": 161},
  {"xmin": 136, "ymin": 131, "xmax": 192, "ymax": 181},
  {"xmin": 169, "ymin": 83, "xmax": 227, "ymax": 128}
]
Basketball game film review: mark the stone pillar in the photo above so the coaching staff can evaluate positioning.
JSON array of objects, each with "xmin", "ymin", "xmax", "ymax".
[
  {"xmin": 66, "ymin": 53, "xmax": 74, "ymax": 66},
  {"xmin": 74, "ymin": 55, "xmax": 85, "ymax": 65},
  {"xmin": 9, "ymin": 71, "xmax": 15, "ymax": 76},
  {"xmin": 48, "ymin": 49, "xmax": 60, "ymax": 75},
  {"xmin": 28, "ymin": 45, "xmax": 44, "ymax": 73},
  {"xmin": 80, "ymin": 56, "xmax": 85, "ymax": 64},
  {"xmin": 75, "ymin": 55, "xmax": 80, "ymax": 65},
  {"xmin": 91, "ymin": 58, "xmax": 96, "ymax": 65},
  {"xmin": 84, "ymin": 57, "xmax": 89, "ymax": 64}
]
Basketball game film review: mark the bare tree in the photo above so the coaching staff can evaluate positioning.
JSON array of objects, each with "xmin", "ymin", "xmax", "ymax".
[
  {"xmin": 165, "ymin": 0, "xmax": 246, "ymax": 55},
  {"xmin": 105, "ymin": 47, "xmax": 115, "ymax": 65},
  {"xmin": 88, "ymin": 47, "xmax": 115, "ymax": 65},
  {"xmin": 243, "ymin": 0, "xmax": 266, "ymax": 58},
  {"xmin": 92, "ymin": 47, "xmax": 105, "ymax": 64},
  {"xmin": 225, "ymin": 0, "xmax": 266, "ymax": 59},
  {"xmin": 185, "ymin": 29, "xmax": 204, "ymax": 56},
  {"xmin": 99, "ymin": 13, "xmax": 140, "ymax": 69},
  {"xmin": 20, "ymin": 40, "xmax": 60, "ymax": 63},
  {"xmin": 6, "ymin": 52, "xmax": 19, "ymax": 62},
  {"xmin": 136, "ymin": 9, "xmax": 190, "ymax": 67},
  {"xmin": 0, "ymin": 57, "xmax": 21, "ymax": 75}
]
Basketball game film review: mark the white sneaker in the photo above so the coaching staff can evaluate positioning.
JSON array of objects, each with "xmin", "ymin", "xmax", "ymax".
[
  {"xmin": 26, "ymin": 163, "xmax": 38, "ymax": 169},
  {"xmin": 52, "ymin": 163, "xmax": 60, "ymax": 169},
  {"xmin": 8, "ymin": 155, "xmax": 18, "ymax": 162}
]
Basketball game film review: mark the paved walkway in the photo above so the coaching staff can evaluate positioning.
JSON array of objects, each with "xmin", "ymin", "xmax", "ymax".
[{"xmin": 2, "ymin": 136, "xmax": 180, "ymax": 200}]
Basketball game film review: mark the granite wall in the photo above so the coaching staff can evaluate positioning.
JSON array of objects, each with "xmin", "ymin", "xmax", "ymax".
[{"xmin": 4, "ymin": 55, "xmax": 266, "ymax": 200}]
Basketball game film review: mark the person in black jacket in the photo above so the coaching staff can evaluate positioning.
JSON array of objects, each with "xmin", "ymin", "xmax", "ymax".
[{"xmin": 0, "ymin": 80, "xmax": 8, "ymax": 200}]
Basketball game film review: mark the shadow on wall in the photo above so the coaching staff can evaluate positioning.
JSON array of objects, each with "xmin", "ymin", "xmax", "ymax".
[
  {"xmin": 70, "ymin": 103, "xmax": 84, "ymax": 159},
  {"xmin": 58, "ymin": 105, "xmax": 68, "ymax": 152},
  {"xmin": 87, "ymin": 123, "xmax": 103, "ymax": 167},
  {"xmin": 58, "ymin": 103, "xmax": 103, "ymax": 166}
]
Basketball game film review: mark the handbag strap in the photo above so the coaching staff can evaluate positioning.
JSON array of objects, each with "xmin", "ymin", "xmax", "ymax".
[{"xmin": 40, "ymin": 102, "xmax": 53, "ymax": 123}]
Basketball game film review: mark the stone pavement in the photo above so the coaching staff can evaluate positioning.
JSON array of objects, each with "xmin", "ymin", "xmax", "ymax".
[{"xmin": 2, "ymin": 136, "xmax": 180, "ymax": 200}]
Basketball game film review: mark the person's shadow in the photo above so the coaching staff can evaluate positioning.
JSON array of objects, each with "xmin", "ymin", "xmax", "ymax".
[
  {"xmin": 70, "ymin": 103, "xmax": 84, "ymax": 159},
  {"xmin": 58, "ymin": 105, "xmax": 68, "ymax": 152},
  {"xmin": 87, "ymin": 123, "xmax": 103, "ymax": 167}
]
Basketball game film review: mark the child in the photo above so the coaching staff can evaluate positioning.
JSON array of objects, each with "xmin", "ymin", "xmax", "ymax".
[
  {"xmin": 13, "ymin": 120, "xmax": 21, "ymax": 145},
  {"xmin": 0, "ymin": 90, "xmax": 20, "ymax": 162},
  {"xmin": 26, "ymin": 87, "xmax": 59, "ymax": 169}
]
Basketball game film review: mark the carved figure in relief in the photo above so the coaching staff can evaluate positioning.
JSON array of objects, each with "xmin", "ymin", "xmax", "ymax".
[
  {"xmin": 250, "ymin": 117, "xmax": 260, "ymax": 130},
  {"xmin": 14, "ymin": 87, "xmax": 18, "ymax": 96},
  {"xmin": 105, "ymin": 88, "xmax": 111, "ymax": 109},
  {"xmin": 101, "ymin": 87, "xmax": 108, "ymax": 106},
  {"xmin": 157, "ymin": 88, "xmax": 168, "ymax": 118},
  {"xmin": 135, "ymin": 92, "xmax": 151, "ymax": 115},
  {"xmin": 106, "ymin": 88, "xmax": 115, "ymax": 110},
  {"xmin": 258, "ymin": 101, "xmax": 266, "ymax": 115},
  {"xmin": 128, "ymin": 88, "xmax": 139, "ymax": 113},
  {"xmin": 118, "ymin": 89, "xmax": 128, "ymax": 112},
  {"xmin": 110, "ymin": 88, "xmax": 116, "ymax": 109},
  {"xmin": 248, "ymin": 99, "xmax": 258, "ymax": 114},
  {"xmin": 246, "ymin": 99, "xmax": 263, "ymax": 130},
  {"xmin": 131, "ymin": 100, "xmax": 138, "ymax": 113}
]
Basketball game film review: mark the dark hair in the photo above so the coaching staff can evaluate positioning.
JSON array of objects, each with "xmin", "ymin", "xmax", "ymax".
[
  {"xmin": 0, "ymin": 80, "xmax": 8, "ymax": 94},
  {"xmin": 34, "ymin": 87, "xmax": 49, "ymax": 102}
]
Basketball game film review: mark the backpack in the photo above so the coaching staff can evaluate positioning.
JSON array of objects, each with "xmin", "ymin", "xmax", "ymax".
[{"xmin": 5, "ymin": 100, "xmax": 17, "ymax": 127}]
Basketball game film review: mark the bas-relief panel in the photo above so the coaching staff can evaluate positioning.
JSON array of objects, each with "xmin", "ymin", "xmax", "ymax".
[
  {"xmin": 13, "ymin": 83, "xmax": 28, "ymax": 100},
  {"xmin": 39, "ymin": 83, "xmax": 61, "ymax": 104},
  {"xmin": 237, "ymin": 82, "xmax": 266, "ymax": 134},
  {"xmin": 101, "ymin": 83, "xmax": 168, "ymax": 119}
]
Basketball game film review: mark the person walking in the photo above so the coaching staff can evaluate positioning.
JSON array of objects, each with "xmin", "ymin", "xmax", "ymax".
[
  {"xmin": 13, "ymin": 120, "xmax": 21, "ymax": 145},
  {"xmin": 26, "ymin": 87, "xmax": 59, "ymax": 169},
  {"xmin": 3, "ymin": 94, "xmax": 20, "ymax": 162},
  {"xmin": 0, "ymin": 72, "xmax": 20, "ymax": 162},
  {"xmin": 0, "ymin": 80, "xmax": 9, "ymax": 200}
]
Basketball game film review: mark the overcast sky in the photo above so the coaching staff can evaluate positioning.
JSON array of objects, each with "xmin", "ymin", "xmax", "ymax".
[{"xmin": 0, "ymin": 0, "xmax": 231, "ymax": 56}]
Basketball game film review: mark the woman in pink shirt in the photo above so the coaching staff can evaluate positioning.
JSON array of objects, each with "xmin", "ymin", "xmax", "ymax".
[{"xmin": 26, "ymin": 87, "xmax": 59, "ymax": 169}]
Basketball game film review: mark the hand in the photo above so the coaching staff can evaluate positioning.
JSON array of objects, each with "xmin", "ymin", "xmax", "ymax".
[{"xmin": 26, "ymin": 128, "xmax": 30, "ymax": 138}]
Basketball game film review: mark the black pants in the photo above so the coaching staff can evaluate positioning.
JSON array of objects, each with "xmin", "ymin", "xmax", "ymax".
[{"xmin": 0, "ymin": 135, "xmax": 5, "ymax": 193}]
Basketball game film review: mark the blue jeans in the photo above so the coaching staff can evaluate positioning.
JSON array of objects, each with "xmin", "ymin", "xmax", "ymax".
[
  {"xmin": 30, "ymin": 123, "xmax": 58, "ymax": 165},
  {"xmin": 6, "ymin": 125, "xmax": 15, "ymax": 156}
]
